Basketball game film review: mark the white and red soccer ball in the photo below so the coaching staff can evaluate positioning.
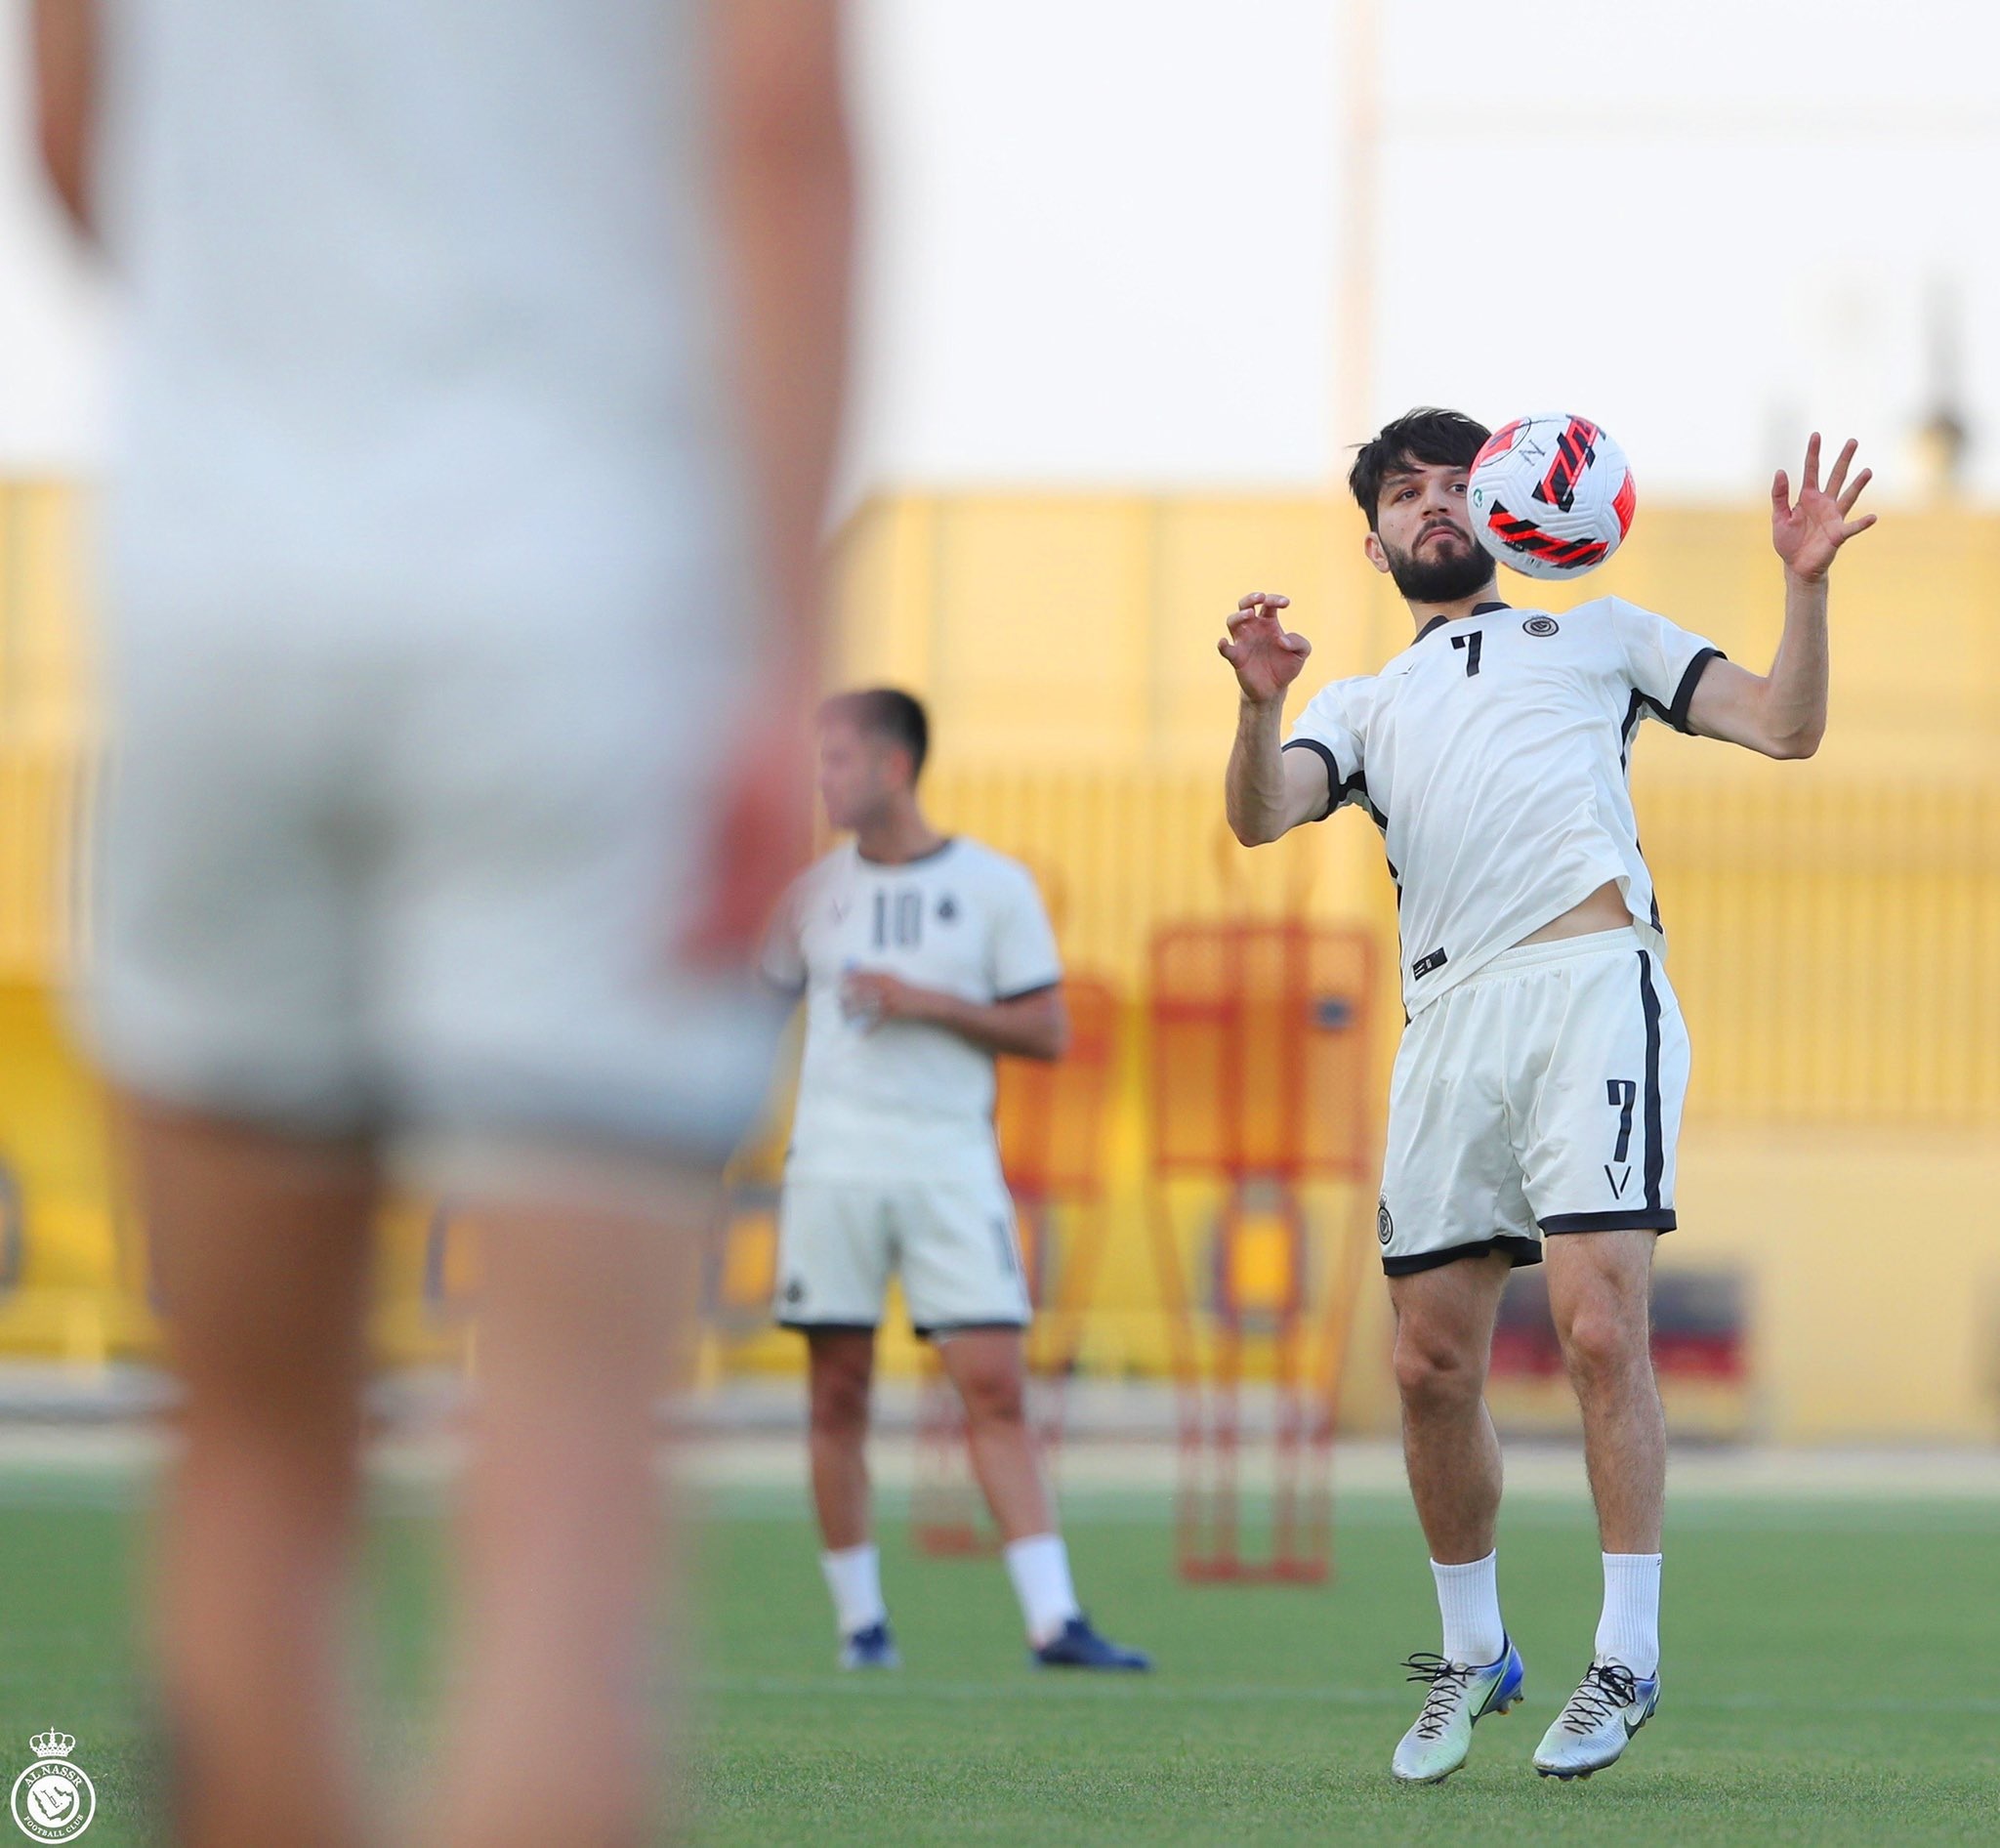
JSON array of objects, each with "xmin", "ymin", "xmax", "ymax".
[{"xmin": 1468, "ymin": 412, "xmax": 1636, "ymax": 580}]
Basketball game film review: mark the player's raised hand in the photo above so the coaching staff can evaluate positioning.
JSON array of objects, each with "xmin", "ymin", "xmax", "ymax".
[
  {"xmin": 1771, "ymin": 435, "xmax": 1875, "ymax": 583},
  {"xmin": 1219, "ymin": 593, "xmax": 1312, "ymax": 705}
]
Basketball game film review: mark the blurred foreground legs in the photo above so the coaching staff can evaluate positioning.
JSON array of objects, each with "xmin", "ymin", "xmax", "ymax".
[
  {"xmin": 424, "ymin": 1178, "xmax": 708, "ymax": 1848},
  {"xmin": 135, "ymin": 1090, "xmax": 710, "ymax": 1848},
  {"xmin": 132, "ymin": 1100, "xmax": 378, "ymax": 1848}
]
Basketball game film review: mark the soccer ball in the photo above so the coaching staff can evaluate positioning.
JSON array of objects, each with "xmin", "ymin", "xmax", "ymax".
[{"xmin": 1468, "ymin": 412, "xmax": 1636, "ymax": 580}]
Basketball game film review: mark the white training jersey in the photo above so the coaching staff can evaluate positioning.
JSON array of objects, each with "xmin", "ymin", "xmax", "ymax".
[
  {"xmin": 1285, "ymin": 596, "xmax": 1723, "ymax": 1018},
  {"xmin": 762, "ymin": 840, "xmax": 1064, "ymax": 1185},
  {"xmin": 95, "ymin": 0, "xmax": 738, "ymax": 651}
]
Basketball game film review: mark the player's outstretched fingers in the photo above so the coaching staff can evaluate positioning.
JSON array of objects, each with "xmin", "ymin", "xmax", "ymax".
[
  {"xmin": 1824, "ymin": 437, "xmax": 1857, "ymax": 501},
  {"xmin": 1837, "ymin": 466, "xmax": 1872, "ymax": 517},
  {"xmin": 1801, "ymin": 432, "xmax": 1821, "ymax": 493},
  {"xmin": 1236, "ymin": 591, "xmax": 1289, "ymax": 612},
  {"xmin": 1771, "ymin": 469, "xmax": 1791, "ymax": 515}
]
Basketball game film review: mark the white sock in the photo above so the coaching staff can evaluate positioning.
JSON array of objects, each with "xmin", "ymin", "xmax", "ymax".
[
  {"xmin": 1432, "ymin": 1551, "xmax": 1506, "ymax": 1667},
  {"xmin": 1003, "ymin": 1533, "xmax": 1081, "ymax": 1648},
  {"xmin": 1595, "ymin": 1552, "xmax": 1662, "ymax": 1678},
  {"xmin": 819, "ymin": 1543, "xmax": 886, "ymax": 1639}
]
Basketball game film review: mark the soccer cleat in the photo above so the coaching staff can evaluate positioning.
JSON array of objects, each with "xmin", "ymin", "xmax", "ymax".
[
  {"xmin": 1390, "ymin": 1637, "xmax": 1527, "ymax": 1785},
  {"xmin": 1532, "ymin": 1659, "xmax": 1659, "ymax": 1779},
  {"xmin": 838, "ymin": 1620, "xmax": 901, "ymax": 1670},
  {"xmin": 1030, "ymin": 1615, "xmax": 1152, "ymax": 1671}
]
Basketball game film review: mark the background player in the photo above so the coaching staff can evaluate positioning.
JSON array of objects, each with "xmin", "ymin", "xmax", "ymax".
[
  {"xmin": 763, "ymin": 689, "xmax": 1150, "ymax": 1672},
  {"xmin": 36, "ymin": 2, "xmax": 852, "ymax": 1845},
  {"xmin": 1219, "ymin": 409, "xmax": 1874, "ymax": 1784}
]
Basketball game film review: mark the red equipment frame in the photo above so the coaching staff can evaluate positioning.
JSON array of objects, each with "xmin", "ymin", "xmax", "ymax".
[{"xmin": 1146, "ymin": 919, "xmax": 1377, "ymax": 1583}]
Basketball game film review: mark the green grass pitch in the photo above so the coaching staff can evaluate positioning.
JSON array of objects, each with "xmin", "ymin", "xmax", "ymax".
[{"xmin": 2, "ymin": 1468, "xmax": 1995, "ymax": 1845}]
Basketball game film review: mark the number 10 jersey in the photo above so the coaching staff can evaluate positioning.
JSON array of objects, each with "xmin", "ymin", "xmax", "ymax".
[
  {"xmin": 761, "ymin": 838, "xmax": 1062, "ymax": 1185},
  {"xmin": 1284, "ymin": 596, "xmax": 1723, "ymax": 1018}
]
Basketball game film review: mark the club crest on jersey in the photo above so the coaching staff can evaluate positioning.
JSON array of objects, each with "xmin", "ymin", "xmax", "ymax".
[
  {"xmin": 1377, "ymin": 1198, "xmax": 1394, "ymax": 1246},
  {"xmin": 1522, "ymin": 615, "xmax": 1560, "ymax": 638}
]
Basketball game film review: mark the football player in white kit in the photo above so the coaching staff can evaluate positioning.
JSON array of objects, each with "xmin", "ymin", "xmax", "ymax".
[
  {"xmin": 36, "ymin": 3, "xmax": 852, "ymax": 1845},
  {"xmin": 1221, "ymin": 409, "xmax": 1874, "ymax": 1784},
  {"xmin": 762, "ymin": 690, "xmax": 1150, "ymax": 1672}
]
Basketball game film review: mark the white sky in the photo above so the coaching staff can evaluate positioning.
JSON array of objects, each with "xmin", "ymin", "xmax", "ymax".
[{"xmin": 1, "ymin": 0, "xmax": 1996, "ymax": 498}]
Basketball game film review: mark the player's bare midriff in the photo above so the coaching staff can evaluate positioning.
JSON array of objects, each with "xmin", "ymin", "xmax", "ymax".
[{"xmin": 1517, "ymin": 880, "xmax": 1630, "ymax": 946}]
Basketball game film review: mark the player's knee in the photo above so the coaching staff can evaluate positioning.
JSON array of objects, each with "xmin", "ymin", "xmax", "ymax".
[
  {"xmin": 1392, "ymin": 1325, "xmax": 1484, "ymax": 1412},
  {"xmin": 953, "ymin": 1362, "xmax": 1026, "ymax": 1428},
  {"xmin": 810, "ymin": 1380, "xmax": 870, "ymax": 1438},
  {"xmin": 1559, "ymin": 1299, "xmax": 1649, "ymax": 1383}
]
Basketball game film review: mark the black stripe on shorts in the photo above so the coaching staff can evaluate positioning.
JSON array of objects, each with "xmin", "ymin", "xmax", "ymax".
[{"xmin": 1637, "ymin": 948, "xmax": 1664, "ymax": 1213}]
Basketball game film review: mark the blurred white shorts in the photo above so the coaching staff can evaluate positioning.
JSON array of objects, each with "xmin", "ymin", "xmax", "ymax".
[
  {"xmin": 773, "ymin": 1175, "xmax": 1031, "ymax": 1339},
  {"xmin": 81, "ymin": 620, "xmax": 783, "ymax": 1184},
  {"xmin": 1376, "ymin": 929, "xmax": 1688, "ymax": 1278}
]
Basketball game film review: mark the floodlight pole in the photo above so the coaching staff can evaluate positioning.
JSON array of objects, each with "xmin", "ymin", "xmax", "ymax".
[{"xmin": 1334, "ymin": 0, "xmax": 1381, "ymax": 467}]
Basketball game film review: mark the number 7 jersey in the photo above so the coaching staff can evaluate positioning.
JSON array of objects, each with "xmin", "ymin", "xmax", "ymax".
[
  {"xmin": 1284, "ymin": 596, "xmax": 1724, "ymax": 1017},
  {"xmin": 761, "ymin": 838, "xmax": 1063, "ymax": 1184}
]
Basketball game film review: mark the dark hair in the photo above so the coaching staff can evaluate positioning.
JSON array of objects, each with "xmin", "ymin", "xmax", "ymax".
[
  {"xmin": 1347, "ymin": 407, "xmax": 1491, "ymax": 531},
  {"xmin": 819, "ymin": 687, "xmax": 930, "ymax": 779}
]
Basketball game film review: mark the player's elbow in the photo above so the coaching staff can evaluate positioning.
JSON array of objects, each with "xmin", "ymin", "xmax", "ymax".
[
  {"xmin": 1761, "ymin": 724, "xmax": 1823, "ymax": 762},
  {"xmin": 34, "ymin": 117, "xmax": 87, "ymax": 232},
  {"xmin": 1228, "ymin": 807, "xmax": 1283, "ymax": 848},
  {"xmin": 1745, "ymin": 681, "xmax": 1824, "ymax": 761}
]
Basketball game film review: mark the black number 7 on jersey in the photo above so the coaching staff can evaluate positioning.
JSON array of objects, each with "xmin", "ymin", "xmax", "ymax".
[{"xmin": 1451, "ymin": 631, "xmax": 1483, "ymax": 677}]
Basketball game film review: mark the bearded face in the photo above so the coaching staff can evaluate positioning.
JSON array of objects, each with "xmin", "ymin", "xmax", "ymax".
[{"xmin": 1379, "ymin": 518, "xmax": 1496, "ymax": 604}]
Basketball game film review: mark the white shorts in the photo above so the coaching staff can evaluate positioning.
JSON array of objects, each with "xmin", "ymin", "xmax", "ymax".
[
  {"xmin": 1376, "ymin": 929, "xmax": 1688, "ymax": 1277},
  {"xmin": 773, "ymin": 1175, "xmax": 1032, "ymax": 1339},
  {"xmin": 82, "ymin": 621, "xmax": 782, "ymax": 1177}
]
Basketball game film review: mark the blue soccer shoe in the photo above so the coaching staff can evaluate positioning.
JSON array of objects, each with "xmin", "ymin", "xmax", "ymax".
[
  {"xmin": 1030, "ymin": 1615, "xmax": 1152, "ymax": 1671},
  {"xmin": 838, "ymin": 1620, "xmax": 901, "ymax": 1670}
]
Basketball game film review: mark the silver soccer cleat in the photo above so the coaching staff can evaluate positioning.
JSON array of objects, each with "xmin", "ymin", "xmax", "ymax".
[
  {"xmin": 1533, "ymin": 1659, "xmax": 1659, "ymax": 1780},
  {"xmin": 1390, "ymin": 1638, "xmax": 1526, "ymax": 1785}
]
